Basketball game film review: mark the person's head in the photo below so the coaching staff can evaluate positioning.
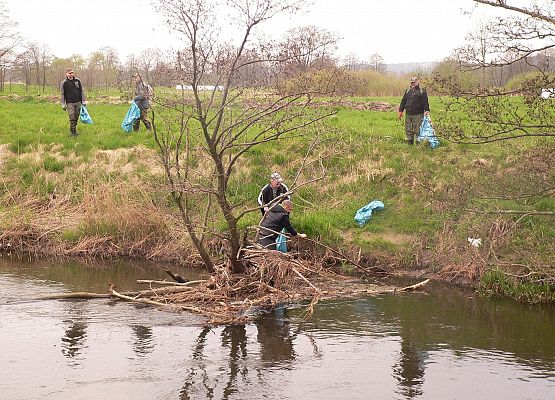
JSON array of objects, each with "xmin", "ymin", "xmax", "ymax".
[
  {"xmin": 132, "ymin": 72, "xmax": 142, "ymax": 84},
  {"xmin": 410, "ymin": 76, "xmax": 419, "ymax": 88},
  {"xmin": 66, "ymin": 68, "xmax": 75, "ymax": 80},
  {"xmin": 270, "ymin": 172, "xmax": 283, "ymax": 188},
  {"xmin": 282, "ymin": 199, "xmax": 293, "ymax": 213}
]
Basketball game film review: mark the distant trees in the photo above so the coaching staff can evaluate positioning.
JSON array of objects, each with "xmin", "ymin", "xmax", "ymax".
[
  {"xmin": 279, "ymin": 25, "xmax": 338, "ymax": 75},
  {"xmin": 432, "ymin": 0, "xmax": 555, "ymax": 143}
]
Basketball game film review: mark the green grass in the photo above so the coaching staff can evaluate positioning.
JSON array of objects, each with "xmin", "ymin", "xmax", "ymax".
[
  {"xmin": 0, "ymin": 90, "xmax": 553, "ymax": 292},
  {"xmin": 0, "ymin": 100, "xmax": 156, "ymax": 158},
  {"xmin": 479, "ymin": 269, "xmax": 555, "ymax": 304}
]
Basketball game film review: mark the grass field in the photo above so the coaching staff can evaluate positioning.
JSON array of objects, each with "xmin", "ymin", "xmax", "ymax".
[{"xmin": 0, "ymin": 89, "xmax": 553, "ymax": 300}]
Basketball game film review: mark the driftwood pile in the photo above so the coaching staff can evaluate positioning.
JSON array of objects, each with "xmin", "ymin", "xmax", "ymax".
[{"xmin": 41, "ymin": 248, "xmax": 429, "ymax": 325}]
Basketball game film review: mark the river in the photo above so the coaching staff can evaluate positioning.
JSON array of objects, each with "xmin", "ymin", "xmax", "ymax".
[{"xmin": 0, "ymin": 257, "xmax": 553, "ymax": 400}]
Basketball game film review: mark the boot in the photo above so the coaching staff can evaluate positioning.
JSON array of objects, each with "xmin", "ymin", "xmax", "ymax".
[{"xmin": 407, "ymin": 137, "xmax": 414, "ymax": 145}]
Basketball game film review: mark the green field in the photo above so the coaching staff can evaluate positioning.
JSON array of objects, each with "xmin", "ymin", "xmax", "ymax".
[{"xmin": 0, "ymin": 90, "xmax": 553, "ymax": 301}]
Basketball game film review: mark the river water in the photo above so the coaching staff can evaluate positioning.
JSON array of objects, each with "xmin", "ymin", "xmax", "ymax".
[{"xmin": 0, "ymin": 257, "xmax": 553, "ymax": 400}]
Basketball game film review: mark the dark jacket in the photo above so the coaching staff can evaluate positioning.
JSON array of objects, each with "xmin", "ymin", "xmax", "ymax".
[
  {"xmin": 258, "ymin": 204, "xmax": 298, "ymax": 249},
  {"xmin": 399, "ymin": 87, "xmax": 430, "ymax": 115},
  {"xmin": 257, "ymin": 183, "xmax": 291, "ymax": 215},
  {"xmin": 134, "ymin": 81, "xmax": 153, "ymax": 110},
  {"xmin": 60, "ymin": 78, "xmax": 86, "ymax": 106}
]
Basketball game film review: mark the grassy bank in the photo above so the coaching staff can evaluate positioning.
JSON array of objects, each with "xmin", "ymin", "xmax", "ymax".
[{"xmin": 0, "ymin": 92, "xmax": 553, "ymax": 301}]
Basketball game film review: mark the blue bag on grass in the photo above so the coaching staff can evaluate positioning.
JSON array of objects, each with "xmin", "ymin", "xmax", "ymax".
[
  {"xmin": 417, "ymin": 115, "xmax": 439, "ymax": 149},
  {"xmin": 354, "ymin": 200, "xmax": 385, "ymax": 226},
  {"xmin": 79, "ymin": 105, "xmax": 93, "ymax": 124},
  {"xmin": 276, "ymin": 228, "xmax": 288, "ymax": 253},
  {"xmin": 121, "ymin": 101, "xmax": 141, "ymax": 132}
]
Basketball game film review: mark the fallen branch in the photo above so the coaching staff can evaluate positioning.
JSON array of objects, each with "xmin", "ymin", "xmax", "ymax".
[
  {"xmin": 136, "ymin": 279, "xmax": 206, "ymax": 287},
  {"xmin": 38, "ymin": 292, "xmax": 111, "ymax": 300},
  {"xmin": 108, "ymin": 284, "xmax": 231, "ymax": 321},
  {"xmin": 39, "ymin": 285, "xmax": 195, "ymax": 301},
  {"xmin": 397, "ymin": 279, "xmax": 430, "ymax": 292}
]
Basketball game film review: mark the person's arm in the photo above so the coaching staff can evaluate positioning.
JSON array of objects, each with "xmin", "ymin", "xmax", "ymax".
[
  {"xmin": 257, "ymin": 185, "xmax": 267, "ymax": 207},
  {"xmin": 281, "ymin": 214, "xmax": 297, "ymax": 237},
  {"xmin": 80, "ymin": 79, "xmax": 87, "ymax": 105},
  {"xmin": 281, "ymin": 183, "xmax": 291, "ymax": 201},
  {"xmin": 423, "ymin": 89, "xmax": 430, "ymax": 115},
  {"xmin": 60, "ymin": 81, "xmax": 66, "ymax": 109},
  {"xmin": 398, "ymin": 90, "xmax": 407, "ymax": 118}
]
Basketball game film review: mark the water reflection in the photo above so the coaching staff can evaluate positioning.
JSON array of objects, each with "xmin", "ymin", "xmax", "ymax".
[
  {"xmin": 1, "ymin": 259, "xmax": 554, "ymax": 400},
  {"xmin": 61, "ymin": 320, "xmax": 87, "ymax": 361},
  {"xmin": 393, "ymin": 335, "xmax": 427, "ymax": 398},
  {"xmin": 179, "ymin": 308, "xmax": 297, "ymax": 400},
  {"xmin": 256, "ymin": 307, "xmax": 296, "ymax": 365},
  {"xmin": 61, "ymin": 301, "xmax": 88, "ymax": 365},
  {"xmin": 131, "ymin": 325, "xmax": 154, "ymax": 357},
  {"xmin": 221, "ymin": 325, "xmax": 248, "ymax": 399}
]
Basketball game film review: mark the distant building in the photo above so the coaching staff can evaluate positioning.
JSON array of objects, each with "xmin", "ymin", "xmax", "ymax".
[{"xmin": 176, "ymin": 84, "xmax": 224, "ymax": 91}]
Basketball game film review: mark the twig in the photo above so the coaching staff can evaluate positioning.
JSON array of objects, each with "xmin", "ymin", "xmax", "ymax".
[
  {"xmin": 291, "ymin": 266, "xmax": 322, "ymax": 294},
  {"xmin": 302, "ymin": 236, "xmax": 387, "ymax": 275},
  {"xmin": 464, "ymin": 208, "xmax": 555, "ymax": 216},
  {"xmin": 109, "ymin": 284, "xmax": 213, "ymax": 316}
]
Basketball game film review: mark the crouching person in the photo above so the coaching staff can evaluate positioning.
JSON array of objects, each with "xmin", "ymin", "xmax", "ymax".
[{"xmin": 257, "ymin": 200, "xmax": 306, "ymax": 251}]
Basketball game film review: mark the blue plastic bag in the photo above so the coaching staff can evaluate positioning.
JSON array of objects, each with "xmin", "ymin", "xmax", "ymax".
[
  {"xmin": 121, "ymin": 101, "xmax": 141, "ymax": 132},
  {"xmin": 417, "ymin": 115, "xmax": 439, "ymax": 149},
  {"xmin": 354, "ymin": 200, "xmax": 385, "ymax": 226},
  {"xmin": 80, "ymin": 105, "xmax": 93, "ymax": 124},
  {"xmin": 276, "ymin": 228, "xmax": 288, "ymax": 253}
]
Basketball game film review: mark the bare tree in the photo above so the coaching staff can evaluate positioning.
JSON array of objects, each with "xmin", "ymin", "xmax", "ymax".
[
  {"xmin": 279, "ymin": 25, "xmax": 338, "ymax": 75},
  {"xmin": 138, "ymin": 48, "xmax": 162, "ymax": 83},
  {"xmin": 432, "ymin": 0, "xmax": 555, "ymax": 144},
  {"xmin": 152, "ymin": 0, "xmax": 336, "ymax": 273},
  {"xmin": 368, "ymin": 53, "xmax": 385, "ymax": 73},
  {"xmin": 342, "ymin": 52, "xmax": 360, "ymax": 71},
  {"xmin": 0, "ymin": 1, "xmax": 21, "ymax": 91}
]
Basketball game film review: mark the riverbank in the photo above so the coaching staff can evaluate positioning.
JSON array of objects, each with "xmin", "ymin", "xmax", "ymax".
[{"xmin": 0, "ymin": 96, "xmax": 553, "ymax": 302}]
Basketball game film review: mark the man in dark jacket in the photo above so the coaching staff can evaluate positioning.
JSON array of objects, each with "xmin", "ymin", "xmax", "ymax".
[
  {"xmin": 132, "ymin": 73, "xmax": 153, "ymax": 131},
  {"xmin": 257, "ymin": 200, "xmax": 306, "ymax": 250},
  {"xmin": 257, "ymin": 172, "xmax": 291, "ymax": 216},
  {"xmin": 60, "ymin": 68, "xmax": 87, "ymax": 136},
  {"xmin": 398, "ymin": 77, "xmax": 430, "ymax": 144}
]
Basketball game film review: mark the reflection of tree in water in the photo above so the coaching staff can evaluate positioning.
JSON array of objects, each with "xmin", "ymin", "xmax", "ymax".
[
  {"xmin": 393, "ymin": 334, "xmax": 427, "ymax": 399},
  {"xmin": 180, "ymin": 327, "xmax": 215, "ymax": 400},
  {"xmin": 61, "ymin": 320, "xmax": 87, "ymax": 361},
  {"xmin": 221, "ymin": 325, "xmax": 248, "ymax": 399},
  {"xmin": 131, "ymin": 324, "xmax": 154, "ymax": 357},
  {"xmin": 179, "ymin": 308, "xmax": 297, "ymax": 399}
]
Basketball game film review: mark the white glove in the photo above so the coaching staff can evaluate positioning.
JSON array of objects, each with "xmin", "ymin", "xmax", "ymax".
[{"xmin": 298, "ymin": 233, "xmax": 307, "ymax": 238}]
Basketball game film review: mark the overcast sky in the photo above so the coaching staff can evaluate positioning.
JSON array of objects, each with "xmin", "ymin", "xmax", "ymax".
[{"xmin": 5, "ymin": 0, "xmax": 504, "ymax": 64}]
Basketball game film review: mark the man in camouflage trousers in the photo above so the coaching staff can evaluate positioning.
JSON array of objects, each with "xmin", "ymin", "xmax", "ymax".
[
  {"xmin": 398, "ymin": 77, "xmax": 430, "ymax": 144},
  {"xmin": 60, "ymin": 68, "xmax": 87, "ymax": 136}
]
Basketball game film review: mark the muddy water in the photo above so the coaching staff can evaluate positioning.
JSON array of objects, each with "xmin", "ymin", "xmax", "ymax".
[{"xmin": 0, "ymin": 258, "xmax": 553, "ymax": 400}]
